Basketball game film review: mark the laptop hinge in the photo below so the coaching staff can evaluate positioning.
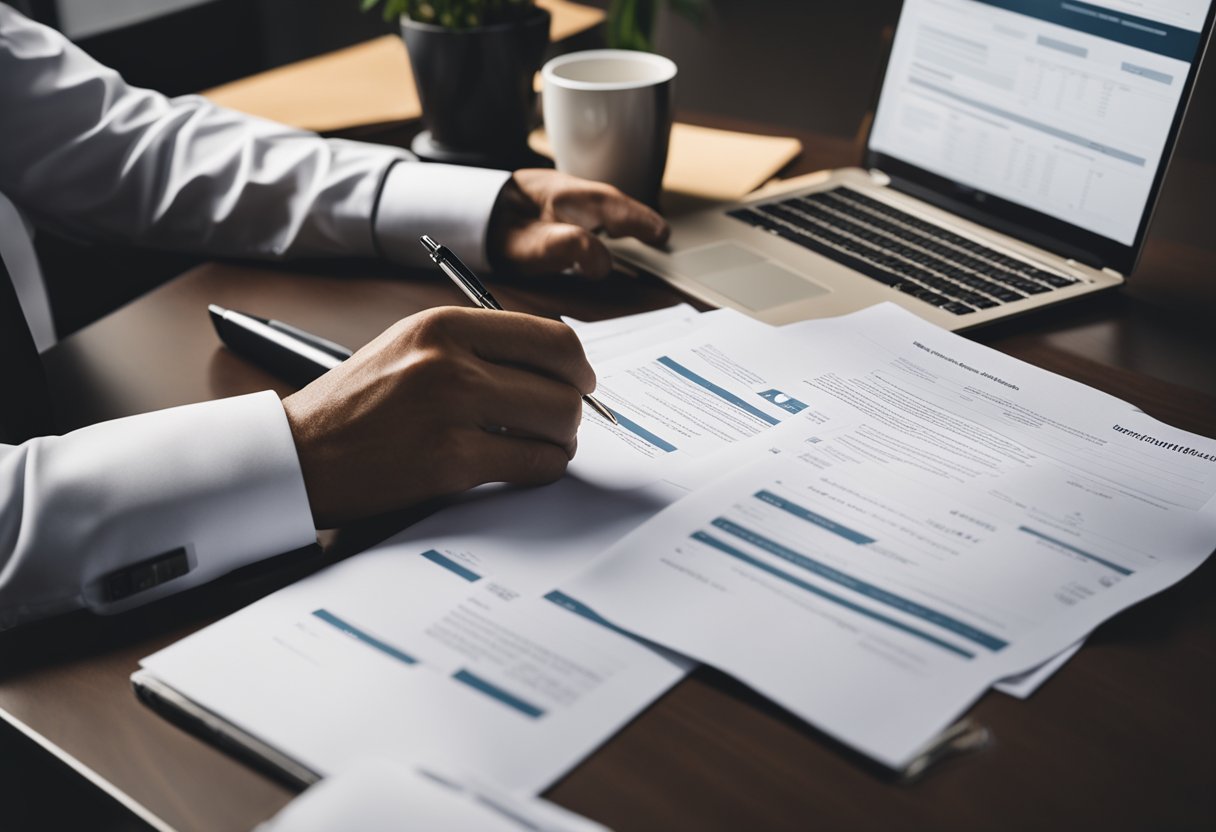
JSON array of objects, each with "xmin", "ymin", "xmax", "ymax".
[{"xmin": 868, "ymin": 169, "xmax": 1112, "ymax": 274}]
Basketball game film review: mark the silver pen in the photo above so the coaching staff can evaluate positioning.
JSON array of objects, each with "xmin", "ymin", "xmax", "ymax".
[{"xmin": 419, "ymin": 235, "xmax": 619, "ymax": 426}]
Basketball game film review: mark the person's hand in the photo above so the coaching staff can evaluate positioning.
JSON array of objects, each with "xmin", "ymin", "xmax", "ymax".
[
  {"xmin": 488, "ymin": 169, "xmax": 670, "ymax": 278},
  {"xmin": 281, "ymin": 306, "xmax": 595, "ymax": 528}
]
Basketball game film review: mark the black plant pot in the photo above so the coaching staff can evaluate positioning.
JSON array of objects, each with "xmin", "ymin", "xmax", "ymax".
[{"xmin": 401, "ymin": 8, "xmax": 551, "ymax": 168}]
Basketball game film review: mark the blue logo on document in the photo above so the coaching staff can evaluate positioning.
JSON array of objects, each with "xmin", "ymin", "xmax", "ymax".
[{"xmin": 757, "ymin": 389, "xmax": 808, "ymax": 414}]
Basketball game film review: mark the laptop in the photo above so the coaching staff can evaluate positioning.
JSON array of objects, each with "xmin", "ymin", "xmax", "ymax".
[{"xmin": 610, "ymin": 0, "xmax": 1215, "ymax": 329}]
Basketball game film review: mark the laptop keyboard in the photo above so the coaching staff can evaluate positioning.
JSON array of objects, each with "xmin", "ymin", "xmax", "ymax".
[{"xmin": 726, "ymin": 187, "xmax": 1079, "ymax": 315}]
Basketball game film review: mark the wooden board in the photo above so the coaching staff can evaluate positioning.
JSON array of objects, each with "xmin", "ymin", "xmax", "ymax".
[{"xmin": 203, "ymin": 0, "xmax": 605, "ymax": 132}]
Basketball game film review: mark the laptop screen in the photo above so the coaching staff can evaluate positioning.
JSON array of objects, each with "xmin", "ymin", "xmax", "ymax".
[{"xmin": 867, "ymin": 0, "xmax": 1213, "ymax": 271}]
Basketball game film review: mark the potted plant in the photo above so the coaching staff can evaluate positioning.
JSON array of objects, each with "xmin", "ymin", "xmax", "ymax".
[{"xmin": 364, "ymin": 0, "xmax": 551, "ymax": 166}]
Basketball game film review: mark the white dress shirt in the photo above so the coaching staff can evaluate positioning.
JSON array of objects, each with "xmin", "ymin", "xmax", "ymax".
[{"xmin": 0, "ymin": 3, "xmax": 512, "ymax": 630}]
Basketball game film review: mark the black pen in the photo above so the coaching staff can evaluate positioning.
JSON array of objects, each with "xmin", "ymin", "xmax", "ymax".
[
  {"xmin": 419, "ymin": 235, "xmax": 619, "ymax": 426},
  {"xmin": 208, "ymin": 304, "xmax": 351, "ymax": 387}
]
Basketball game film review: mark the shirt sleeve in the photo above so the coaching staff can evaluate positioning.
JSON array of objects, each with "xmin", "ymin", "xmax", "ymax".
[
  {"xmin": 0, "ymin": 4, "xmax": 509, "ymax": 268},
  {"xmin": 374, "ymin": 161, "xmax": 512, "ymax": 273},
  {"xmin": 0, "ymin": 392, "xmax": 317, "ymax": 630}
]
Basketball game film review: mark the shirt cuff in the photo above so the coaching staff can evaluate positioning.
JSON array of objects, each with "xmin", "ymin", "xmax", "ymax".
[
  {"xmin": 0, "ymin": 391, "xmax": 317, "ymax": 625},
  {"xmin": 373, "ymin": 162, "xmax": 512, "ymax": 274},
  {"xmin": 86, "ymin": 391, "xmax": 317, "ymax": 614}
]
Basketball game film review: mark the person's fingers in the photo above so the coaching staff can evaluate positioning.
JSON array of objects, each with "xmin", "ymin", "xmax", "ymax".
[
  {"xmin": 474, "ymin": 363, "xmax": 584, "ymax": 456},
  {"xmin": 515, "ymin": 170, "xmax": 668, "ymax": 244},
  {"xmin": 502, "ymin": 222, "xmax": 615, "ymax": 280},
  {"xmin": 415, "ymin": 307, "xmax": 597, "ymax": 394},
  {"xmin": 461, "ymin": 431, "xmax": 574, "ymax": 488},
  {"xmin": 579, "ymin": 188, "xmax": 670, "ymax": 245}
]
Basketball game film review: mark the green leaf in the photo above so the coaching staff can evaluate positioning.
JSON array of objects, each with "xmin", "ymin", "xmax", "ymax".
[{"xmin": 608, "ymin": 0, "xmax": 660, "ymax": 51}]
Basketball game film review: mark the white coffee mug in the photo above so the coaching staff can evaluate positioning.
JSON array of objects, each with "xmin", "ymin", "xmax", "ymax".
[{"xmin": 541, "ymin": 49, "xmax": 677, "ymax": 206}]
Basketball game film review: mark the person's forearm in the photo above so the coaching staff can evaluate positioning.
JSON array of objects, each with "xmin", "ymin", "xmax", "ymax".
[{"xmin": 0, "ymin": 6, "xmax": 409, "ymax": 260}]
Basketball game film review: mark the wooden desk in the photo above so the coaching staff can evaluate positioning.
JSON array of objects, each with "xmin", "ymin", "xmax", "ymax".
[{"xmin": 2, "ymin": 116, "xmax": 1215, "ymax": 831}]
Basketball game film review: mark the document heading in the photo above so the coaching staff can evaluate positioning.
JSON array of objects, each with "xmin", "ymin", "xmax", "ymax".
[{"xmin": 912, "ymin": 341, "xmax": 1021, "ymax": 391}]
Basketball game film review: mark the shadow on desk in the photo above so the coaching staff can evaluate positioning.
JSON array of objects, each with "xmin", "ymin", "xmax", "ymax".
[
  {"xmin": 0, "ymin": 495, "xmax": 452, "ymax": 681},
  {"xmin": 0, "ymin": 545, "xmax": 323, "ymax": 680},
  {"xmin": 0, "ymin": 716, "xmax": 155, "ymax": 832}
]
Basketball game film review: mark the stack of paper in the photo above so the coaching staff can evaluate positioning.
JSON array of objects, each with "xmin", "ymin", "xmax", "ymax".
[
  {"xmin": 559, "ymin": 303, "xmax": 1216, "ymax": 768},
  {"xmin": 139, "ymin": 303, "xmax": 1216, "ymax": 791}
]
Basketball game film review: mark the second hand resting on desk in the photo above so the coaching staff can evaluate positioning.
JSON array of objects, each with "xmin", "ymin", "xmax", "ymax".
[{"xmin": 209, "ymin": 235, "xmax": 618, "ymax": 423}]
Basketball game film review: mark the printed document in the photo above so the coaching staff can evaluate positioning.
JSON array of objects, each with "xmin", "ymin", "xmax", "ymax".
[
  {"xmin": 561, "ymin": 304, "xmax": 1216, "ymax": 769},
  {"xmin": 564, "ymin": 302, "xmax": 702, "ymax": 364},
  {"xmin": 257, "ymin": 758, "xmax": 609, "ymax": 832},
  {"xmin": 572, "ymin": 308, "xmax": 825, "ymax": 488},
  {"xmin": 140, "ymin": 473, "xmax": 691, "ymax": 795}
]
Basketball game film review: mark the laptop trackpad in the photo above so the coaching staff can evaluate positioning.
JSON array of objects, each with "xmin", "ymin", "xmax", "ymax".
[{"xmin": 673, "ymin": 244, "xmax": 827, "ymax": 311}]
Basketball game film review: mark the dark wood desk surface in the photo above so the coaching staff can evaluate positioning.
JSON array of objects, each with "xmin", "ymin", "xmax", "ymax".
[{"xmin": 2, "ymin": 121, "xmax": 1214, "ymax": 831}]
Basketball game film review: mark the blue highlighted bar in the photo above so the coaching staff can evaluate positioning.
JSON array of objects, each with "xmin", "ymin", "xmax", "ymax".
[
  {"xmin": 546, "ymin": 590, "xmax": 641, "ymax": 641},
  {"xmin": 693, "ymin": 532, "xmax": 974, "ymax": 659},
  {"xmin": 452, "ymin": 669, "xmax": 545, "ymax": 718},
  {"xmin": 1018, "ymin": 526, "xmax": 1134, "ymax": 576},
  {"xmin": 657, "ymin": 356, "xmax": 780, "ymax": 426},
  {"xmin": 312, "ymin": 609, "xmax": 418, "ymax": 666},
  {"xmin": 420, "ymin": 549, "xmax": 481, "ymax": 582},
  {"xmin": 755, "ymin": 490, "xmax": 875, "ymax": 545},
  {"xmin": 710, "ymin": 519, "xmax": 1007, "ymax": 652},
  {"xmin": 614, "ymin": 411, "xmax": 677, "ymax": 453}
]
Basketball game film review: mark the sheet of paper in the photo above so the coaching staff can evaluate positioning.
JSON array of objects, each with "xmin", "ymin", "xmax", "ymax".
[
  {"xmin": 529, "ymin": 123, "xmax": 803, "ymax": 201},
  {"xmin": 563, "ymin": 302, "xmax": 697, "ymax": 335},
  {"xmin": 257, "ymin": 758, "xmax": 608, "ymax": 832},
  {"xmin": 569, "ymin": 308, "xmax": 826, "ymax": 489},
  {"xmin": 561, "ymin": 303, "xmax": 1216, "ymax": 769},
  {"xmin": 142, "ymin": 475, "xmax": 690, "ymax": 795},
  {"xmin": 564, "ymin": 303, "xmax": 704, "ymax": 364},
  {"xmin": 204, "ymin": 1, "xmax": 604, "ymax": 132},
  {"xmin": 994, "ymin": 640, "xmax": 1083, "ymax": 698}
]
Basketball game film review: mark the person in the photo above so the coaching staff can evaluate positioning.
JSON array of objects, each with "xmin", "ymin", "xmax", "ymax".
[{"xmin": 0, "ymin": 3, "xmax": 669, "ymax": 630}]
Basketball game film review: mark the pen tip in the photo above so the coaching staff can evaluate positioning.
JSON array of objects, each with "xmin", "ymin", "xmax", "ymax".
[
  {"xmin": 207, "ymin": 303, "xmax": 227, "ymax": 317},
  {"xmin": 419, "ymin": 235, "xmax": 439, "ymax": 254}
]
